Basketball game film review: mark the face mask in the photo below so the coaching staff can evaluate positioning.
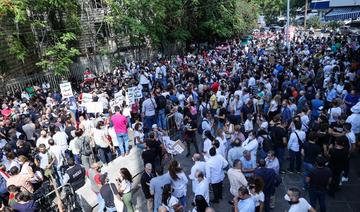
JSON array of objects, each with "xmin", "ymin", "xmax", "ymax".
[{"xmin": 284, "ymin": 194, "xmax": 299, "ymax": 205}]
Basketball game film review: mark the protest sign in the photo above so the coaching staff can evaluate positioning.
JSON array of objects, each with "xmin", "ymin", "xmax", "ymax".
[
  {"xmin": 114, "ymin": 91, "xmax": 125, "ymax": 104},
  {"xmin": 82, "ymin": 93, "xmax": 93, "ymax": 104},
  {"xmin": 60, "ymin": 82, "xmax": 74, "ymax": 98},
  {"xmin": 85, "ymin": 102, "xmax": 103, "ymax": 113},
  {"xmin": 127, "ymin": 86, "xmax": 142, "ymax": 102},
  {"xmin": 172, "ymin": 140, "xmax": 185, "ymax": 154}
]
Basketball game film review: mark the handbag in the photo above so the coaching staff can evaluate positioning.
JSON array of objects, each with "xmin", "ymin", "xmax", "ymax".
[{"xmin": 109, "ymin": 183, "xmax": 124, "ymax": 211}]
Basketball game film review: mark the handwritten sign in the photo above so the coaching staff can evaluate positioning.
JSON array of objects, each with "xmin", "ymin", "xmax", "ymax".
[
  {"xmin": 114, "ymin": 91, "xmax": 125, "ymax": 104},
  {"xmin": 60, "ymin": 82, "xmax": 74, "ymax": 98},
  {"xmin": 82, "ymin": 93, "xmax": 93, "ymax": 104},
  {"xmin": 127, "ymin": 86, "xmax": 142, "ymax": 102}
]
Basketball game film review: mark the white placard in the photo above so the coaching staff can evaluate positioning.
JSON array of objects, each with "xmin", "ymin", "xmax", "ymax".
[
  {"xmin": 85, "ymin": 102, "xmax": 103, "ymax": 113},
  {"xmin": 82, "ymin": 93, "xmax": 93, "ymax": 103},
  {"xmin": 60, "ymin": 82, "xmax": 74, "ymax": 98},
  {"xmin": 114, "ymin": 91, "xmax": 125, "ymax": 104},
  {"xmin": 172, "ymin": 140, "xmax": 185, "ymax": 154},
  {"xmin": 127, "ymin": 86, "xmax": 142, "ymax": 102}
]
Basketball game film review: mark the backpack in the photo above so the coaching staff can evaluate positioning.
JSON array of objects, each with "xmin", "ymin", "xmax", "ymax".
[
  {"xmin": 156, "ymin": 95, "xmax": 167, "ymax": 109},
  {"xmin": 79, "ymin": 136, "xmax": 92, "ymax": 156},
  {"xmin": 197, "ymin": 119, "xmax": 209, "ymax": 135},
  {"xmin": 261, "ymin": 135, "xmax": 274, "ymax": 153},
  {"xmin": 0, "ymin": 173, "xmax": 7, "ymax": 194}
]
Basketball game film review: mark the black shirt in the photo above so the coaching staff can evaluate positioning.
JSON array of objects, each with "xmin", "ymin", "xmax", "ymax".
[
  {"xmin": 140, "ymin": 172, "xmax": 154, "ymax": 199},
  {"xmin": 309, "ymin": 167, "xmax": 332, "ymax": 191},
  {"xmin": 183, "ymin": 119, "xmax": 196, "ymax": 139},
  {"xmin": 141, "ymin": 149, "xmax": 156, "ymax": 167},
  {"xmin": 329, "ymin": 147, "xmax": 348, "ymax": 171},
  {"xmin": 270, "ymin": 125, "xmax": 287, "ymax": 148},
  {"xmin": 303, "ymin": 142, "xmax": 321, "ymax": 164}
]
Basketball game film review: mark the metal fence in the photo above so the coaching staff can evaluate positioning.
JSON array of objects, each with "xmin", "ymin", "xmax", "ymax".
[{"xmin": 1, "ymin": 71, "xmax": 73, "ymax": 95}]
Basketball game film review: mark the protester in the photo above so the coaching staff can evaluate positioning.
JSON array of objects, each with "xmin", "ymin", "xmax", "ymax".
[
  {"xmin": 0, "ymin": 27, "xmax": 359, "ymax": 212},
  {"xmin": 141, "ymin": 163, "xmax": 155, "ymax": 212}
]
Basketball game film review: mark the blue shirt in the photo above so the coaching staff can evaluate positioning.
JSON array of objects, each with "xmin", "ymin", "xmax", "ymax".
[
  {"xmin": 311, "ymin": 99, "xmax": 324, "ymax": 118},
  {"xmin": 149, "ymin": 173, "xmax": 171, "ymax": 211},
  {"xmin": 237, "ymin": 196, "xmax": 256, "ymax": 212},
  {"xmin": 240, "ymin": 157, "xmax": 256, "ymax": 177}
]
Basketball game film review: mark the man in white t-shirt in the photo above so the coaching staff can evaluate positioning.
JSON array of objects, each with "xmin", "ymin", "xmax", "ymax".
[{"xmin": 285, "ymin": 187, "xmax": 316, "ymax": 212}]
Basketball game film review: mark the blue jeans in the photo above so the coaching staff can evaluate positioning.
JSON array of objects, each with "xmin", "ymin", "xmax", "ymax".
[
  {"xmin": 309, "ymin": 189, "xmax": 327, "ymax": 212},
  {"xmin": 116, "ymin": 133, "xmax": 129, "ymax": 155},
  {"xmin": 156, "ymin": 109, "xmax": 167, "ymax": 129},
  {"xmin": 144, "ymin": 115, "xmax": 156, "ymax": 133},
  {"xmin": 303, "ymin": 162, "xmax": 315, "ymax": 189},
  {"xmin": 178, "ymin": 195, "xmax": 187, "ymax": 208},
  {"xmin": 106, "ymin": 207, "xmax": 117, "ymax": 212},
  {"xmin": 96, "ymin": 193, "xmax": 105, "ymax": 212}
]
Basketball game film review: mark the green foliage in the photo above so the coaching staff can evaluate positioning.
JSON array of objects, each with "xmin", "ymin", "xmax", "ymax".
[
  {"xmin": 106, "ymin": 0, "xmax": 258, "ymax": 51},
  {"xmin": 36, "ymin": 32, "xmax": 80, "ymax": 76},
  {"xmin": 327, "ymin": 21, "xmax": 341, "ymax": 30},
  {"xmin": 5, "ymin": 35, "xmax": 28, "ymax": 62},
  {"xmin": 307, "ymin": 16, "xmax": 322, "ymax": 29},
  {"xmin": 0, "ymin": 0, "xmax": 81, "ymax": 79}
]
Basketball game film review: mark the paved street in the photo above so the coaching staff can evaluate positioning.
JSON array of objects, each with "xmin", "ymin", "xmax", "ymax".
[{"xmin": 83, "ymin": 136, "xmax": 360, "ymax": 212}]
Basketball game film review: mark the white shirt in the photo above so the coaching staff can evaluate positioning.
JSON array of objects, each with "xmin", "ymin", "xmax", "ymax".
[
  {"xmin": 288, "ymin": 198, "xmax": 312, "ymax": 212},
  {"xmin": 68, "ymin": 137, "xmax": 80, "ymax": 155},
  {"xmin": 288, "ymin": 130, "xmax": 306, "ymax": 152},
  {"xmin": 142, "ymin": 98, "xmax": 157, "ymax": 116},
  {"xmin": 53, "ymin": 132, "xmax": 68, "ymax": 152},
  {"xmin": 93, "ymin": 128, "xmax": 109, "ymax": 148},
  {"xmin": 107, "ymin": 127, "xmax": 119, "ymax": 147},
  {"xmin": 170, "ymin": 172, "xmax": 188, "ymax": 198},
  {"xmin": 48, "ymin": 145, "xmax": 64, "ymax": 167},
  {"xmin": 244, "ymin": 119, "xmax": 254, "ymax": 132},
  {"xmin": 346, "ymin": 113, "xmax": 360, "ymax": 134},
  {"xmin": 189, "ymin": 161, "xmax": 206, "ymax": 192},
  {"xmin": 252, "ymin": 191, "xmax": 265, "ymax": 207},
  {"xmin": 36, "ymin": 136, "xmax": 51, "ymax": 148},
  {"xmin": 242, "ymin": 137, "xmax": 258, "ymax": 159},
  {"xmin": 205, "ymin": 154, "xmax": 228, "ymax": 184},
  {"xmin": 194, "ymin": 178, "xmax": 209, "ymax": 203},
  {"xmin": 216, "ymin": 136, "xmax": 227, "ymax": 158},
  {"xmin": 227, "ymin": 168, "xmax": 248, "ymax": 196},
  {"xmin": 328, "ymin": 107, "xmax": 342, "ymax": 123},
  {"xmin": 203, "ymin": 138, "xmax": 212, "ymax": 160},
  {"xmin": 120, "ymin": 180, "xmax": 132, "ymax": 193}
]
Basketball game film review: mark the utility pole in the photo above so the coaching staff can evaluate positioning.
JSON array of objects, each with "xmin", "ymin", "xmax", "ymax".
[
  {"xmin": 304, "ymin": 0, "xmax": 308, "ymax": 30},
  {"xmin": 286, "ymin": 0, "xmax": 290, "ymax": 55}
]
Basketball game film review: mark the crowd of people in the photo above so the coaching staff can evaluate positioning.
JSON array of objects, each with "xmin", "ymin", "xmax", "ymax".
[{"xmin": 0, "ymin": 27, "xmax": 360, "ymax": 212}]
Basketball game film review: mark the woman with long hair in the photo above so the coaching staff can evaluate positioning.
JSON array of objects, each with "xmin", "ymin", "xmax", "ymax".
[
  {"xmin": 117, "ymin": 168, "xmax": 134, "ymax": 212},
  {"xmin": 168, "ymin": 160, "xmax": 188, "ymax": 208},
  {"xmin": 248, "ymin": 176, "xmax": 265, "ymax": 212},
  {"xmin": 192, "ymin": 195, "xmax": 209, "ymax": 212},
  {"xmin": 161, "ymin": 184, "xmax": 181, "ymax": 212}
]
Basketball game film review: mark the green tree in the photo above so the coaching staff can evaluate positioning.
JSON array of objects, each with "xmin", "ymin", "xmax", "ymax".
[
  {"xmin": 36, "ymin": 32, "xmax": 80, "ymax": 76},
  {"xmin": 0, "ymin": 0, "xmax": 81, "ymax": 75}
]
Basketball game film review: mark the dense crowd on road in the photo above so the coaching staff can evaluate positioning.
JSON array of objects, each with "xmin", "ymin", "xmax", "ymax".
[{"xmin": 0, "ymin": 28, "xmax": 360, "ymax": 212}]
